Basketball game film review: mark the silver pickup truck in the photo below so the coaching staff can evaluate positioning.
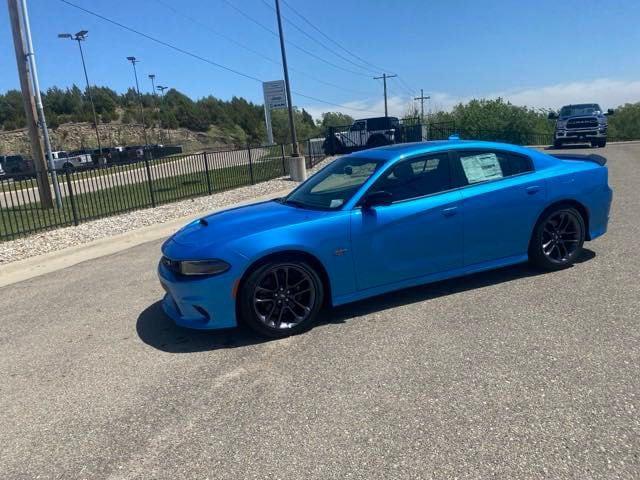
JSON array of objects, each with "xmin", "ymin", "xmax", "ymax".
[
  {"xmin": 549, "ymin": 103, "xmax": 614, "ymax": 148},
  {"xmin": 47, "ymin": 150, "xmax": 93, "ymax": 172}
]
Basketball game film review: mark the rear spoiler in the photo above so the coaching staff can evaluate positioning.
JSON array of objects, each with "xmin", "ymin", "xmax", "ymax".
[{"xmin": 551, "ymin": 153, "xmax": 607, "ymax": 166}]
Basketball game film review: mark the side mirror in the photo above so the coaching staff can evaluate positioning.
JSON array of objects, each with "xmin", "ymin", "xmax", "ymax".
[
  {"xmin": 606, "ymin": 109, "xmax": 615, "ymax": 116},
  {"xmin": 362, "ymin": 191, "xmax": 393, "ymax": 209},
  {"xmin": 548, "ymin": 112, "xmax": 558, "ymax": 120}
]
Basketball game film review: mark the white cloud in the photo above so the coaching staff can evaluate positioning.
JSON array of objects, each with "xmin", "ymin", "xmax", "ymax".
[{"xmin": 299, "ymin": 77, "xmax": 640, "ymax": 120}]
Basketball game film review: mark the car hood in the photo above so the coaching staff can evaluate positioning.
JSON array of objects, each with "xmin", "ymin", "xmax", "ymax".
[{"xmin": 167, "ymin": 199, "xmax": 326, "ymax": 249}]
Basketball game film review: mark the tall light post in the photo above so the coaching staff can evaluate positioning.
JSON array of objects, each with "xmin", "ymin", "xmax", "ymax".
[
  {"xmin": 274, "ymin": 0, "xmax": 306, "ymax": 180},
  {"xmin": 126, "ymin": 56, "xmax": 149, "ymax": 148},
  {"xmin": 156, "ymin": 85, "xmax": 170, "ymax": 144},
  {"xmin": 148, "ymin": 74, "xmax": 156, "ymax": 96},
  {"xmin": 58, "ymin": 30, "xmax": 102, "ymax": 157}
]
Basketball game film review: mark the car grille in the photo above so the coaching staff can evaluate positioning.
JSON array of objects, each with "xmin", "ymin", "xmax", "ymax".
[
  {"xmin": 161, "ymin": 256, "xmax": 181, "ymax": 274},
  {"xmin": 566, "ymin": 118, "xmax": 599, "ymax": 129}
]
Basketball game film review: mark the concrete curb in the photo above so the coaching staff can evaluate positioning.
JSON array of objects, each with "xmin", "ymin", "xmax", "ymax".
[{"xmin": 0, "ymin": 188, "xmax": 293, "ymax": 288}]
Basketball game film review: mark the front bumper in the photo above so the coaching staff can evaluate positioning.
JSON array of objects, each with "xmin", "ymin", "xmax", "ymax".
[
  {"xmin": 158, "ymin": 261, "xmax": 239, "ymax": 330},
  {"xmin": 556, "ymin": 127, "xmax": 607, "ymax": 141}
]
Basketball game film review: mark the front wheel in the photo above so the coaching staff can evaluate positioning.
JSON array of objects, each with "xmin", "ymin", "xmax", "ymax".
[
  {"xmin": 529, "ymin": 207, "xmax": 585, "ymax": 270},
  {"xmin": 553, "ymin": 140, "xmax": 562, "ymax": 149},
  {"xmin": 239, "ymin": 260, "xmax": 324, "ymax": 338}
]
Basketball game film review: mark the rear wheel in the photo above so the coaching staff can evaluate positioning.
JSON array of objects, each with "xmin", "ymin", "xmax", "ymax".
[
  {"xmin": 62, "ymin": 162, "xmax": 75, "ymax": 173},
  {"xmin": 553, "ymin": 140, "xmax": 563, "ymax": 149},
  {"xmin": 239, "ymin": 260, "xmax": 324, "ymax": 338},
  {"xmin": 367, "ymin": 134, "xmax": 390, "ymax": 148},
  {"xmin": 529, "ymin": 207, "xmax": 585, "ymax": 270},
  {"xmin": 599, "ymin": 139, "xmax": 607, "ymax": 148}
]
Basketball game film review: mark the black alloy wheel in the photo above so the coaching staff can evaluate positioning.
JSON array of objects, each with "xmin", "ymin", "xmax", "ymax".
[
  {"xmin": 530, "ymin": 207, "xmax": 585, "ymax": 270},
  {"xmin": 240, "ymin": 260, "xmax": 324, "ymax": 338}
]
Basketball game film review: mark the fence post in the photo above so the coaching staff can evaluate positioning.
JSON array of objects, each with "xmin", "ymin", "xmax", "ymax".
[
  {"xmin": 307, "ymin": 138, "xmax": 312, "ymax": 167},
  {"xmin": 281, "ymin": 144, "xmax": 286, "ymax": 175},
  {"xmin": 64, "ymin": 169, "xmax": 79, "ymax": 226},
  {"xmin": 143, "ymin": 156, "xmax": 156, "ymax": 207},
  {"xmin": 247, "ymin": 146, "xmax": 255, "ymax": 185},
  {"xmin": 203, "ymin": 152, "xmax": 213, "ymax": 194}
]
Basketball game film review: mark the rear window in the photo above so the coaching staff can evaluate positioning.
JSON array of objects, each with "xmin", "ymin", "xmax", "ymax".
[{"xmin": 454, "ymin": 150, "xmax": 533, "ymax": 186}]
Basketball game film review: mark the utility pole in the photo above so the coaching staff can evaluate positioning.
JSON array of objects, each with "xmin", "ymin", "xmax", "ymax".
[
  {"xmin": 414, "ymin": 89, "xmax": 431, "ymax": 140},
  {"xmin": 414, "ymin": 89, "xmax": 430, "ymax": 121},
  {"xmin": 59, "ymin": 30, "xmax": 102, "ymax": 159},
  {"xmin": 8, "ymin": 0, "xmax": 55, "ymax": 208},
  {"xmin": 274, "ymin": 0, "xmax": 306, "ymax": 181},
  {"xmin": 126, "ymin": 56, "xmax": 149, "ymax": 149},
  {"xmin": 374, "ymin": 73, "xmax": 397, "ymax": 117}
]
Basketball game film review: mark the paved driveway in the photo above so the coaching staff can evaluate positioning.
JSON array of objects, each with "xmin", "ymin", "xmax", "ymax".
[{"xmin": 0, "ymin": 143, "xmax": 638, "ymax": 479}]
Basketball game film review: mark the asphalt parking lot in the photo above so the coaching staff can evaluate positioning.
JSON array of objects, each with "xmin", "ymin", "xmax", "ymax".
[{"xmin": 1, "ymin": 142, "xmax": 638, "ymax": 479}]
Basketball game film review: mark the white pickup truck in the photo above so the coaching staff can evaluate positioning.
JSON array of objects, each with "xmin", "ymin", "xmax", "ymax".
[{"xmin": 47, "ymin": 150, "xmax": 93, "ymax": 172}]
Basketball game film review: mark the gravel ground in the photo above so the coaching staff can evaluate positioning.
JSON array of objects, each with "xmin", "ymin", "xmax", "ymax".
[{"xmin": 0, "ymin": 157, "xmax": 334, "ymax": 265}]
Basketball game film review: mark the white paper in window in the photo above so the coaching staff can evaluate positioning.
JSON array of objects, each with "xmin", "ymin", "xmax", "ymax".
[{"xmin": 460, "ymin": 153, "xmax": 503, "ymax": 184}]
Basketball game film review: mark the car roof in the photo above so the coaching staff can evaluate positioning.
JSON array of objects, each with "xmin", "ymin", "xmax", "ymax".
[{"xmin": 349, "ymin": 140, "xmax": 535, "ymax": 162}]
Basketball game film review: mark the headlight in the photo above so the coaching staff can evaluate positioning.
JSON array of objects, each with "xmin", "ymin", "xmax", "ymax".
[
  {"xmin": 180, "ymin": 259, "xmax": 230, "ymax": 276},
  {"xmin": 162, "ymin": 257, "xmax": 230, "ymax": 276},
  {"xmin": 556, "ymin": 120, "xmax": 567, "ymax": 129}
]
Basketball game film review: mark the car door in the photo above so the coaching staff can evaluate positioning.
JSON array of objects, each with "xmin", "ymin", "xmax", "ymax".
[
  {"xmin": 451, "ymin": 148, "xmax": 548, "ymax": 266},
  {"xmin": 350, "ymin": 152, "xmax": 464, "ymax": 291}
]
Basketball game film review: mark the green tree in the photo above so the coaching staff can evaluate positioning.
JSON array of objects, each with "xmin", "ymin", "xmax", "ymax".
[{"xmin": 608, "ymin": 103, "xmax": 640, "ymax": 140}]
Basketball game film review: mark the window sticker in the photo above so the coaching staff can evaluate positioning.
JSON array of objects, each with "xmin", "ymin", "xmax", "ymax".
[{"xmin": 460, "ymin": 153, "xmax": 503, "ymax": 184}]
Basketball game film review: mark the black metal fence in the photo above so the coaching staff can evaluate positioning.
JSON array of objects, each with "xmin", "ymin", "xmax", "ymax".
[{"xmin": 0, "ymin": 142, "xmax": 327, "ymax": 241}]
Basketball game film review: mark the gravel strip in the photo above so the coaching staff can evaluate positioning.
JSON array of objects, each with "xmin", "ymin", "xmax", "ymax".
[{"xmin": 0, "ymin": 157, "xmax": 335, "ymax": 265}]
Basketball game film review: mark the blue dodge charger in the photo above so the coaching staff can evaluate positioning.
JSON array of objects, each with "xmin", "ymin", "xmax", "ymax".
[{"xmin": 158, "ymin": 140, "xmax": 612, "ymax": 337}]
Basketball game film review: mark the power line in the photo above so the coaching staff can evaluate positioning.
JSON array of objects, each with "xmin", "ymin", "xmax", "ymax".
[
  {"xmin": 219, "ymin": 0, "xmax": 371, "ymax": 78},
  {"xmin": 280, "ymin": 0, "xmax": 392, "ymax": 75},
  {"xmin": 152, "ymin": 0, "xmax": 376, "ymax": 96},
  {"xmin": 261, "ymin": 0, "xmax": 379, "ymax": 76},
  {"xmin": 59, "ymin": 0, "xmax": 264, "ymax": 83},
  {"xmin": 59, "ymin": 0, "xmax": 379, "ymax": 115},
  {"xmin": 389, "ymin": 76, "xmax": 410, "ymax": 97}
]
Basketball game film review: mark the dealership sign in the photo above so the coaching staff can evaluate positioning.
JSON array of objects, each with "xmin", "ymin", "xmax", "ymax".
[{"xmin": 263, "ymin": 80, "xmax": 287, "ymax": 110}]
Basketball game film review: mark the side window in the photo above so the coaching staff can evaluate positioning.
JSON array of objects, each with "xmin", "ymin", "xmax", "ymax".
[
  {"xmin": 372, "ymin": 153, "xmax": 451, "ymax": 203},
  {"xmin": 453, "ymin": 150, "xmax": 532, "ymax": 186},
  {"xmin": 351, "ymin": 121, "xmax": 365, "ymax": 131}
]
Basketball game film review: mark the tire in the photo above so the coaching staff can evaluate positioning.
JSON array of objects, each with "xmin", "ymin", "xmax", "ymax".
[
  {"xmin": 529, "ymin": 206, "xmax": 585, "ymax": 271},
  {"xmin": 553, "ymin": 140, "xmax": 562, "ymax": 149},
  {"xmin": 62, "ymin": 162, "xmax": 75, "ymax": 173},
  {"xmin": 238, "ymin": 259, "xmax": 324, "ymax": 338},
  {"xmin": 599, "ymin": 139, "xmax": 607, "ymax": 148},
  {"xmin": 590, "ymin": 140, "xmax": 599, "ymax": 148},
  {"xmin": 367, "ymin": 135, "xmax": 390, "ymax": 148}
]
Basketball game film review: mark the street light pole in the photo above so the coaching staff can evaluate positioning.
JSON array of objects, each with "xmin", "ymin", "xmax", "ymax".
[
  {"xmin": 148, "ymin": 74, "xmax": 156, "ymax": 96},
  {"xmin": 126, "ymin": 56, "xmax": 149, "ymax": 148},
  {"xmin": 156, "ymin": 85, "xmax": 171, "ymax": 144},
  {"xmin": 274, "ymin": 0, "xmax": 306, "ymax": 180},
  {"xmin": 59, "ymin": 31, "xmax": 102, "ymax": 157}
]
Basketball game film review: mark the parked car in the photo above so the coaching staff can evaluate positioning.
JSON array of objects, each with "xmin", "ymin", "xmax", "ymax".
[
  {"xmin": 0, "ymin": 154, "xmax": 34, "ymax": 176},
  {"xmin": 158, "ymin": 139, "xmax": 612, "ymax": 338},
  {"xmin": 324, "ymin": 116, "xmax": 400, "ymax": 154},
  {"xmin": 47, "ymin": 150, "xmax": 93, "ymax": 172},
  {"xmin": 549, "ymin": 103, "xmax": 614, "ymax": 148}
]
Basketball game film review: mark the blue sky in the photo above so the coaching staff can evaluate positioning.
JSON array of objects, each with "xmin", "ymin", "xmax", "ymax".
[{"xmin": 1, "ymin": 0, "xmax": 639, "ymax": 119}]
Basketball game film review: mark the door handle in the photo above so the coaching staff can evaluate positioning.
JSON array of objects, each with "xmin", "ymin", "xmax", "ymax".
[
  {"xmin": 441, "ymin": 206, "xmax": 458, "ymax": 217},
  {"xmin": 526, "ymin": 185, "xmax": 541, "ymax": 195}
]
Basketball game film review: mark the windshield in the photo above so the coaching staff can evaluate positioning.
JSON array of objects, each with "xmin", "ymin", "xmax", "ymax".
[
  {"xmin": 559, "ymin": 104, "xmax": 601, "ymax": 118},
  {"xmin": 283, "ymin": 157, "xmax": 383, "ymax": 210}
]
